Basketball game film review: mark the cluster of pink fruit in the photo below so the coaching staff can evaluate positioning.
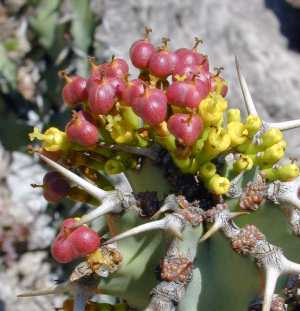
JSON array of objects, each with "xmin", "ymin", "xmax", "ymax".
[
  {"xmin": 33, "ymin": 172, "xmax": 100, "ymax": 263},
  {"xmin": 51, "ymin": 218, "xmax": 100, "ymax": 263},
  {"xmin": 62, "ymin": 28, "xmax": 227, "ymax": 148}
]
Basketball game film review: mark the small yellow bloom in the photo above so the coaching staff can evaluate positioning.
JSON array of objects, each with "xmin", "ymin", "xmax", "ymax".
[
  {"xmin": 244, "ymin": 115, "xmax": 262, "ymax": 137},
  {"xmin": 260, "ymin": 128, "xmax": 283, "ymax": 149},
  {"xmin": 203, "ymin": 127, "xmax": 231, "ymax": 157},
  {"xmin": 227, "ymin": 122, "xmax": 248, "ymax": 147},
  {"xmin": 208, "ymin": 174, "xmax": 230, "ymax": 195},
  {"xmin": 276, "ymin": 163, "xmax": 300, "ymax": 181},
  {"xmin": 29, "ymin": 127, "xmax": 69, "ymax": 152},
  {"xmin": 199, "ymin": 95, "xmax": 224, "ymax": 126},
  {"xmin": 233, "ymin": 154, "xmax": 254, "ymax": 174},
  {"xmin": 227, "ymin": 109, "xmax": 241, "ymax": 123},
  {"xmin": 104, "ymin": 159, "xmax": 125, "ymax": 175},
  {"xmin": 257, "ymin": 142, "xmax": 285, "ymax": 165}
]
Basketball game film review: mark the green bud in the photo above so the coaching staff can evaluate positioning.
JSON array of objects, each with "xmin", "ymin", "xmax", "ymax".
[
  {"xmin": 104, "ymin": 159, "xmax": 125, "ymax": 175},
  {"xmin": 198, "ymin": 162, "xmax": 217, "ymax": 180},
  {"xmin": 260, "ymin": 128, "xmax": 283, "ymax": 149}
]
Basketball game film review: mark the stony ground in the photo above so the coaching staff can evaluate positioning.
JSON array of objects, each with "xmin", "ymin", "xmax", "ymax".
[{"xmin": 1, "ymin": 0, "xmax": 300, "ymax": 310}]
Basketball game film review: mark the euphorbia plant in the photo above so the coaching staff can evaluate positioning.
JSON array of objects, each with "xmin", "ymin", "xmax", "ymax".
[{"xmin": 19, "ymin": 27, "xmax": 300, "ymax": 311}]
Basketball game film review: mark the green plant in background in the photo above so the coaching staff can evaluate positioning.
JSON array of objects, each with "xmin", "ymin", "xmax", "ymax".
[
  {"xmin": 17, "ymin": 27, "xmax": 300, "ymax": 311},
  {"xmin": 0, "ymin": 0, "xmax": 97, "ymax": 151}
]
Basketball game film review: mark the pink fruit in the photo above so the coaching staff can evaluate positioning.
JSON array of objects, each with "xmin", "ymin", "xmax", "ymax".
[
  {"xmin": 42, "ymin": 171, "xmax": 70, "ymax": 203},
  {"xmin": 61, "ymin": 73, "xmax": 88, "ymax": 108},
  {"xmin": 132, "ymin": 87, "xmax": 167, "ymax": 126},
  {"xmin": 149, "ymin": 50, "xmax": 178, "ymax": 78},
  {"xmin": 167, "ymin": 81, "xmax": 207, "ymax": 108},
  {"xmin": 65, "ymin": 111, "xmax": 99, "ymax": 146},
  {"xmin": 122, "ymin": 79, "xmax": 145, "ymax": 105},
  {"xmin": 68, "ymin": 226, "xmax": 100, "ymax": 256},
  {"xmin": 88, "ymin": 80, "xmax": 116, "ymax": 115},
  {"xmin": 166, "ymin": 81, "xmax": 191, "ymax": 107},
  {"xmin": 130, "ymin": 27, "xmax": 155, "ymax": 69},
  {"xmin": 130, "ymin": 39, "xmax": 155, "ymax": 69},
  {"xmin": 105, "ymin": 58, "xmax": 129, "ymax": 79},
  {"xmin": 51, "ymin": 218, "xmax": 100, "ymax": 264},
  {"xmin": 106, "ymin": 77, "xmax": 126, "ymax": 97},
  {"xmin": 175, "ymin": 48, "xmax": 197, "ymax": 66},
  {"xmin": 172, "ymin": 63, "xmax": 200, "ymax": 81},
  {"xmin": 167, "ymin": 113, "xmax": 204, "ymax": 146},
  {"xmin": 194, "ymin": 71, "xmax": 211, "ymax": 99}
]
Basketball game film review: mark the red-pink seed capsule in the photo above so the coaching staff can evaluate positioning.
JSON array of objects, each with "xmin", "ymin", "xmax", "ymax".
[
  {"xmin": 43, "ymin": 171, "xmax": 71, "ymax": 203},
  {"xmin": 167, "ymin": 113, "xmax": 204, "ymax": 146},
  {"xmin": 88, "ymin": 80, "xmax": 116, "ymax": 115},
  {"xmin": 166, "ymin": 81, "xmax": 192, "ymax": 107},
  {"xmin": 132, "ymin": 87, "xmax": 167, "ymax": 126},
  {"xmin": 185, "ymin": 85, "xmax": 204, "ymax": 109},
  {"xmin": 69, "ymin": 226, "xmax": 101, "ymax": 257},
  {"xmin": 193, "ymin": 52, "xmax": 207, "ymax": 66},
  {"xmin": 105, "ymin": 58, "xmax": 129, "ymax": 79},
  {"xmin": 122, "ymin": 79, "xmax": 145, "ymax": 106},
  {"xmin": 173, "ymin": 63, "xmax": 200, "ymax": 81},
  {"xmin": 130, "ymin": 39, "xmax": 155, "ymax": 69},
  {"xmin": 175, "ymin": 48, "xmax": 197, "ymax": 66},
  {"xmin": 149, "ymin": 51, "xmax": 178, "ymax": 78},
  {"xmin": 51, "ymin": 218, "xmax": 100, "ymax": 263},
  {"xmin": 194, "ymin": 72, "xmax": 211, "ymax": 101},
  {"xmin": 65, "ymin": 111, "xmax": 99, "ymax": 146},
  {"xmin": 106, "ymin": 77, "xmax": 126, "ymax": 98},
  {"xmin": 51, "ymin": 235, "xmax": 77, "ymax": 263},
  {"xmin": 62, "ymin": 76, "xmax": 88, "ymax": 108}
]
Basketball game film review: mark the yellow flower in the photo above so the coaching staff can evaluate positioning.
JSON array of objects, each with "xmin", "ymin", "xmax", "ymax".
[
  {"xmin": 233, "ymin": 154, "xmax": 254, "ymax": 174},
  {"xmin": 227, "ymin": 109, "xmax": 241, "ymax": 123},
  {"xmin": 276, "ymin": 163, "xmax": 300, "ymax": 181},
  {"xmin": 257, "ymin": 142, "xmax": 285, "ymax": 166},
  {"xmin": 259, "ymin": 128, "xmax": 283, "ymax": 149},
  {"xmin": 244, "ymin": 115, "xmax": 262, "ymax": 137},
  {"xmin": 199, "ymin": 95, "xmax": 224, "ymax": 126},
  {"xmin": 203, "ymin": 127, "xmax": 231, "ymax": 157},
  {"xmin": 208, "ymin": 174, "xmax": 230, "ymax": 195},
  {"xmin": 29, "ymin": 127, "xmax": 69, "ymax": 152},
  {"xmin": 227, "ymin": 122, "xmax": 248, "ymax": 147}
]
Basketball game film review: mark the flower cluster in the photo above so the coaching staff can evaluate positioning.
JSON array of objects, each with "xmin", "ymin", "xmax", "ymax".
[{"xmin": 29, "ymin": 28, "xmax": 299, "ymax": 199}]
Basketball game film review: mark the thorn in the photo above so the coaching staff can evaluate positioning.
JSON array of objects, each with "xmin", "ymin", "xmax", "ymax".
[
  {"xmin": 17, "ymin": 283, "xmax": 68, "ymax": 297},
  {"xmin": 104, "ymin": 215, "xmax": 183, "ymax": 245},
  {"xmin": 104, "ymin": 172, "xmax": 133, "ymax": 193},
  {"xmin": 39, "ymin": 154, "xmax": 108, "ymax": 201},
  {"xmin": 281, "ymin": 256, "xmax": 300, "ymax": 274},
  {"xmin": 267, "ymin": 177, "xmax": 300, "ymax": 211},
  {"xmin": 74, "ymin": 198, "xmax": 122, "ymax": 227},
  {"xmin": 235, "ymin": 56, "xmax": 258, "ymax": 116},
  {"xmin": 199, "ymin": 211, "xmax": 248, "ymax": 243},
  {"xmin": 262, "ymin": 268, "xmax": 279, "ymax": 311},
  {"xmin": 151, "ymin": 195, "xmax": 179, "ymax": 220},
  {"xmin": 199, "ymin": 220, "xmax": 222, "ymax": 243},
  {"xmin": 268, "ymin": 119, "xmax": 300, "ymax": 131}
]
